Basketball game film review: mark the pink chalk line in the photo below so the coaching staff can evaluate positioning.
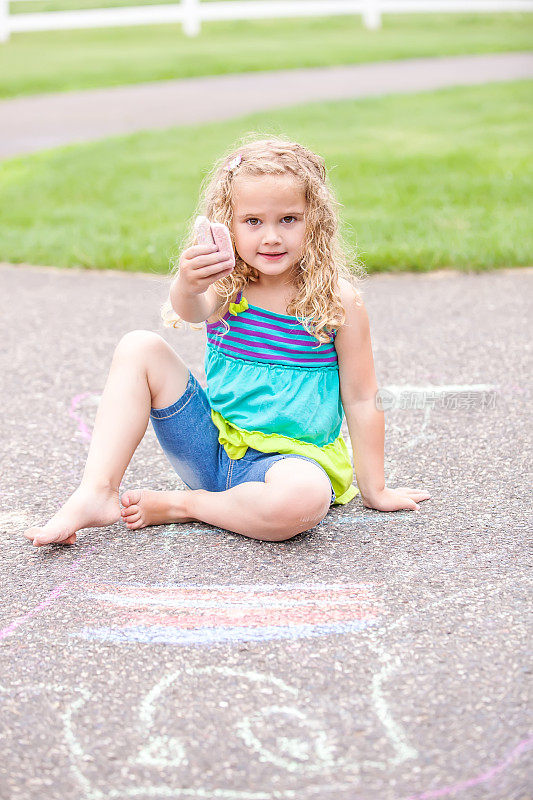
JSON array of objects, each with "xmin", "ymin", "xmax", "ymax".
[
  {"xmin": 402, "ymin": 734, "xmax": 533, "ymax": 799},
  {"xmin": 0, "ymin": 547, "xmax": 97, "ymax": 642},
  {"xmin": 68, "ymin": 393, "xmax": 94, "ymax": 443}
]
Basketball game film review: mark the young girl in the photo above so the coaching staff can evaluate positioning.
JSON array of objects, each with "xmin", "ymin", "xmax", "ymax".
[{"xmin": 24, "ymin": 135, "xmax": 430, "ymax": 547}]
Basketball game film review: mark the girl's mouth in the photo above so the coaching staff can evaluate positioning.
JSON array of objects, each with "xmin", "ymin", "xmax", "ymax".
[{"xmin": 259, "ymin": 253, "xmax": 286, "ymax": 260}]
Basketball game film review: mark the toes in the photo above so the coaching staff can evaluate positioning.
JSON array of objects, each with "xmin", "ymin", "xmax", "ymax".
[
  {"xmin": 33, "ymin": 531, "xmax": 65, "ymax": 546},
  {"xmin": 127, "ymin": 517, "xmax": 144, "ymax": 530},
  {"xmin": 32, "ymin": 534, "xmax": 54, "ymax": 546},
  {"xmin": 126, "ymin": 512, "xmax": 141, "ymax": 524},
  {"xmin": 31, "ymin": 530, "xmax": 56, "ymax": 546},
  {"xmin": 121, "ymin": 489, "xmax": 141, "ymax": 509},
  {"xmin": 26, "ymin": 525, "xmax": 76, "ymax": 546},
  {"xmin": 121, "ymin": 505, "xmax": 139, "ymax": 519}
]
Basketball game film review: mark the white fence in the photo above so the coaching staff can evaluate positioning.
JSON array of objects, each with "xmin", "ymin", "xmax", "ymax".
[{"xmin": 2, "ymin": 0, "xmax": 533, "ymax": 42}]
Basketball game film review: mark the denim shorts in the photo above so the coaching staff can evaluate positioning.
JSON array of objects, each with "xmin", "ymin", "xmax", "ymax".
[{"xmin": 149, "ymin": 371, "xmax": 336, "ymax": 505}]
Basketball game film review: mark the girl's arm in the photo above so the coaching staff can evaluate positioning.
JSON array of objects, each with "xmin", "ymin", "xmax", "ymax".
[
  {"xmin": 335, "ymin": 279, "xmax": 431, "ymax": 512},
  {"xmin": 170, "ymin": 242, "xmax": 234, "ymax": 323},
  {"xmin": 171, "ymin": 275, "xmax": 223, "ymax": 323}
]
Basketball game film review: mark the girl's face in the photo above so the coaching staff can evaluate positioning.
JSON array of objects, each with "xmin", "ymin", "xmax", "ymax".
[{"xmin": 231, "ymin": 174, "xmax": 306, "ymax": 285}]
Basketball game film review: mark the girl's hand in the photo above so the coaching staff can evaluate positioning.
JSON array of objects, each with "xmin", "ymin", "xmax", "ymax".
[
  {"xmin": 361, "ymin": 486, "xmax": 431, "ymax": 512},
  {"xmin": 178, "ymin": 243, "xmax": 234, "ymax": 296}
]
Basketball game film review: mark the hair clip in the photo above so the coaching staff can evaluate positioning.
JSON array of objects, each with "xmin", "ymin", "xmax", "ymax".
[{"xmin": 224, "ymin": 154, "xmax": 242, "ymax": 173}]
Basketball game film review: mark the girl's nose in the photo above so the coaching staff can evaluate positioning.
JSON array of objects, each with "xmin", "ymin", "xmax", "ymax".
[{"xmin": 262, "ymin": 227, "xmax": 282, "ymax": 244}]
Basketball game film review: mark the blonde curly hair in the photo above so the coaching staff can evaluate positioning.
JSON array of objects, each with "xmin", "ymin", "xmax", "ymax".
[{"xmin": 161, "ymin": 133, "xmax": 366, "ymax": 344}]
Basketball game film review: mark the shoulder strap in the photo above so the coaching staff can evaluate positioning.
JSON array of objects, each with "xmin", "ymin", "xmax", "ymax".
[{"xmin": 228, "ymin": 288, "xmax": 249, "ymax": 317}]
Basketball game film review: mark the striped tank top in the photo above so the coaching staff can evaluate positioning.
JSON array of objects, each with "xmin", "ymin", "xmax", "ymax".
[
  {"xmin": 206, "ymin": 288, "xmax": 338, "ymax": 366},
  {"xmin": 204, "ymin": 288, "xmax": 358, "ymax": 506}
]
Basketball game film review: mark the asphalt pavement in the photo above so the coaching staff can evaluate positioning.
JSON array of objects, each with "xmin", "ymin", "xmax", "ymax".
[{"xmin": 1, "ymin": 262, "xmax": 531, "ymax": 799}]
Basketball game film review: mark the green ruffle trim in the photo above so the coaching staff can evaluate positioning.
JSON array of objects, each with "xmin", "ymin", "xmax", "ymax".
[
  {"xmin": 210, "ymin": 409, "xmax": 359, "ymax": 506},
  {"xmin": 228, "ymin": 297, "xmax": 249, "ymax": 316}
]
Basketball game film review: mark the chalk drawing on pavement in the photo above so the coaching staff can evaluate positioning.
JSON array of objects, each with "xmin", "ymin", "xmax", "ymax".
[
  {"xmin": 0, "ymin": 577, "xmax": 529, "ymax": 800},
  {"xmin": 70, "ymin": 581, "xmax": 382, "ymax": 646},
  {"xmin": 136, "ymin": 667, "xmax": 352, "ymax": 776},
  {"xmin": 370, "ymin": 643, "xmax": 419, "ymax": 765}
]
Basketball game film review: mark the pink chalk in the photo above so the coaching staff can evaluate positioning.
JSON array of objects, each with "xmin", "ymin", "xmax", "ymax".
[
  {"xmin": 211, "ymin": 222, "xmax": 235, "ymax": 265},
  {"xmin": 194, "ymin": 216, "xmax": 235, "ymax": 268},
  {"xmin": 194, "ymin": 215, "xmax": 215, "ymax": 246},
  {"xmin": 68, "ymin": 393, "xmax": 93, "ymax": 443}
]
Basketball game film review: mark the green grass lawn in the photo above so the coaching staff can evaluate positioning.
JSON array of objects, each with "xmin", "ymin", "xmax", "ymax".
[
  {"xmin": 0, "ymin": 81, "xmax": 531, "ymax": 273},
  {"xmin": 1, "ymin": 13, "xmax": 532, "ymax": 97}
]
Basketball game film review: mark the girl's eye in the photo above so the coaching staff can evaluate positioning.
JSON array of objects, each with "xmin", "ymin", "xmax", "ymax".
[{"xmin": 245, "ymin": 216, "xmax": 296, "ymax": 225}]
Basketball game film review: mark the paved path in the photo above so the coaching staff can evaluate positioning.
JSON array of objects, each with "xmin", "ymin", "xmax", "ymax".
[
  {"xmin": 2, "ymin": 52, "xmax": 532, "ymax": 159},
  {"xmin": 1, "ymin": 263, "xmax": 531, "ymax": 799}
]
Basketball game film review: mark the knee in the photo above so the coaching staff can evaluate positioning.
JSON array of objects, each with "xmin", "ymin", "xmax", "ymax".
[
  {"xmin": 114, "ymin": 330, "xmax": 164, "ymax": 360},
  {"xmin": 265, "ymin": 478, "xmax": 331, "ymax": 541}
]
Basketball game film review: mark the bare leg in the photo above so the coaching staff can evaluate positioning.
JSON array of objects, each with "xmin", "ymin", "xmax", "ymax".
[
  {"xmin": 24, "ymin": 331, "xmax": 191, "ymax": 547},
  {"xmin": 24, "ymin": 331, "xmax": 330, "ymax": 546},
  {"xmin": 120, "ymin": 459, "xmax": 332, "ymax": 542}
]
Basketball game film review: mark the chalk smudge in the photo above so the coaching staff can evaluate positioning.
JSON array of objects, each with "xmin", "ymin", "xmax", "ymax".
[
  {"xmin": 402, "ymin": 734, "xmax": 533, "ymax": 800},
  {"xmin": 68, "ymin": 392, "xmax": 98, "ymax": 443},
  {"xmin": 0, "ymin": 546, "xmax": 97, "ymax": 642}
]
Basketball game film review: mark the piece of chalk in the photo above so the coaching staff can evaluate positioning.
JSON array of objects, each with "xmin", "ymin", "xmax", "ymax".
[
  {"xmin": 194, "ymin": 215, "xmax": 235, "ymax": 268},
  {"xmin": 194, "ymin": 215, "xmax": 215, "ymax": 246},
  {"xmin": 211, "ymin": 222, "xmax": 235, "ymax": 266}
]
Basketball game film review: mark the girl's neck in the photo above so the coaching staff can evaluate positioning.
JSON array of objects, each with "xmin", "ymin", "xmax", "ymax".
[
  {"xmin": 247, "ymin": 263, "xmax": 300, "ymax": 292},
  {"xmin": 243, "ymin": 278, "xmax": 299, "ymax": 316}
]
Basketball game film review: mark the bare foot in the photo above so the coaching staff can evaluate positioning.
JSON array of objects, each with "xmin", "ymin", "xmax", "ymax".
[
  {"xmin": 24, "ymin": 485, "xmax": 121, "ymax": 547},
  {"xmin": 120, "ymin": 488, "xmax": 195, "ymax": 530}
]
